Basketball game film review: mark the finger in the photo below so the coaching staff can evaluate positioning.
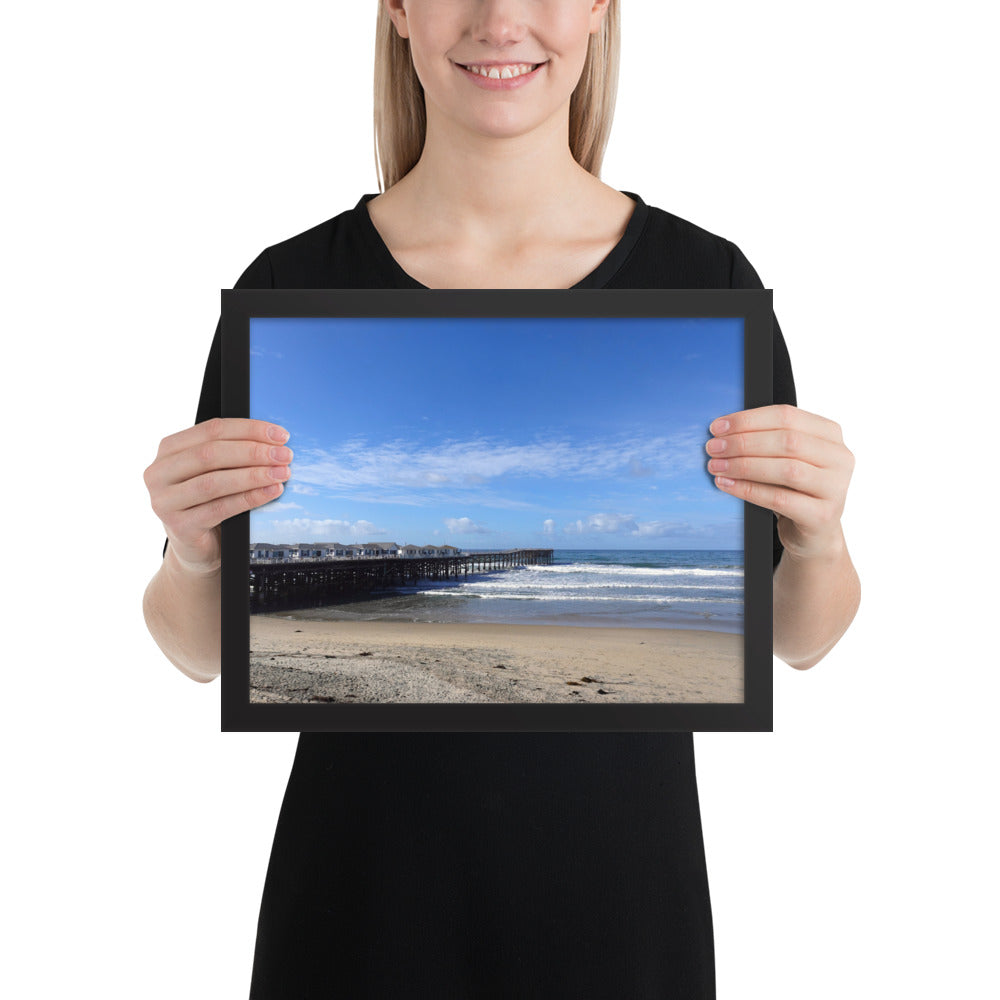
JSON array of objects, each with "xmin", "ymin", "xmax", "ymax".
[
  {"xmin": 151, "ymin": 439, "xmax": 294, "ymax": 493},
  {"xmin": 156, "ymin": 462, "xmax": 292, "ymax": 520},
  {"xmin": 171, "ymin": 482, "xmax": 287, "ymax": 538},
  {"xmin": 710, "ymin": 405, "xmax": 844, "ymax": 445},
  {"xmin": 707, "ymin": 456, "xmax": 837, "ymax": 500},
  {"xmin": 713, "ymin": 475, "xmax": 831, "ymax": 525},
  {"xmin": 706, "ymin": 428, "xmax": 848, "ymax": 471},
  {"xmin": 155, "ymin": 418, "xmax": 289, "ymax": 462}
]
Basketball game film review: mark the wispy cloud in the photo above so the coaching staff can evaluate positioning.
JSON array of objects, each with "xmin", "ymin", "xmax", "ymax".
[
  {"xmin": 255, "ymin": 500, "xmax": 304, "ymax": 514},
  {"xmin": 255, "ymin": 517, "xmax": 383, "ymax": 541},
  {"xmin": 307, "ymin": 489, "xmax": 538, "ymax": 511},
  {"xmin": 291, "ymin": 431, "xmax": 703, "ymax": 502},
  {"xmin": 543, "ymin": 518, "xmax": 555, "ymax": 535},
  {"xmin": 634, "ymin": 520, "xmax": 687, "ymax": 538},
  {"xmin": 565, "ymin": 512, "xmax": 639, "ymax": 535},
  {"xmin": 444, "ymin": 517, "xmax": 489, "ymax": 534},
  {"xmin": 289, "ymin": 483, "xmax": 318, "ymax": 496},
  {"xmin": 562, "ymin": 512, "xmax": 712, "ymax": 540}
]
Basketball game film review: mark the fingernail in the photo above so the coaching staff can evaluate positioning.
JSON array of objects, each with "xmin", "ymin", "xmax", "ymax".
[
  {"xmin": 268, "ymin": 465, "xmax": 290, "ymax": 480},
  {"xmin": 716, "ymin": 476, "xmax": 735, "ymax": 487},
  {"xmin": 267, "ymin": 425, "xmax": 289, "ymax": 442},
  {"xmin": 706, "ymin": 438, "xmax": 727, "ymax": 454},
  {"xmin": 711, "ymin": 419, "xmax": 730, "ymax": 434},
  {"xmin": 269, "ymin": 446, "xmax": 293, "ymax": 462},
  {"xmin": 707, "ymin": 459, "xmax": 728, "ymax": 473}
]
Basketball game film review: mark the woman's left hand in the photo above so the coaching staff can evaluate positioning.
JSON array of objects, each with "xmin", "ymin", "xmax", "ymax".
[{"xmin": 706, "ymin": 404, "xmax": 855, "ymax": 561}]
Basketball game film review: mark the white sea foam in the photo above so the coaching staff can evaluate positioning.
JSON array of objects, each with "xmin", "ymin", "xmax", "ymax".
[
  {"xmin": 384, "ymin": 552, "xmax": 747, "ymax": 629},
  {"xmin": 458, "ymin": 580, "xmax": 739, "ymax": 592},
  {"xmin": 418, "ymin": 591, "xmax": 742, "ymax": 604},
  {"xmin": 530, "ymin": 562, "xmax": 742, "ymax": 577}
]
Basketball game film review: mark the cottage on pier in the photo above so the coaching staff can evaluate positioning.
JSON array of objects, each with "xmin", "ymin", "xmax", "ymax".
[
  {"xmin": 356, "ymin": 541, "xmax": 400, "ymax": 558},
  {"xmin": 250, "ymin": 542, "xmax": 298, "ymax": 561}
]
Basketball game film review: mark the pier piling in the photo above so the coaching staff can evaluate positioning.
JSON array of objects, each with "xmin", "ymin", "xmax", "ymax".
[{"xmin": 249, "ymin": 549, "xmax": 554, "ymax": 613}]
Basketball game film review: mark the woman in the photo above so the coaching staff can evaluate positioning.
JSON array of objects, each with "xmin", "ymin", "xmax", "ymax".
[{"xmin": 143, "ymin": 2, "xmax": 860, "ymax": 995}]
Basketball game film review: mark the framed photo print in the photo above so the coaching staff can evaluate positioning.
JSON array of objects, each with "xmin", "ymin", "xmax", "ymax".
[{"xmin": 221, "ymin": 289, "xmax": 773, "ymax": 733}]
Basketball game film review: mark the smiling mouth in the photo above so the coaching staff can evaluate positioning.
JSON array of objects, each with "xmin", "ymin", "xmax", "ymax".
[{"xmin": 457, "ymin": 62, "xmax": 545, "ymax": 79}]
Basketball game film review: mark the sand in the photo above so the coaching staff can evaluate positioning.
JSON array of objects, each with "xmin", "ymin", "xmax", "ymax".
[{"xmin": 249, "ymin": 615, "xmax": 743, "ymax": 705}]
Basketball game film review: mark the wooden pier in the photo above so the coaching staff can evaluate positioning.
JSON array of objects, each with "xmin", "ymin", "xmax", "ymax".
[{"xmin": 249, "ymin": 549, "xmax": 554, "ymax": 613}]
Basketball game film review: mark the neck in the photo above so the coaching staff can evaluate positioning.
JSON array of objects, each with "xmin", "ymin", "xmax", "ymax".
[{"xmin": 393, "ymin": 105, "xmax": 596, "ymax": 244}]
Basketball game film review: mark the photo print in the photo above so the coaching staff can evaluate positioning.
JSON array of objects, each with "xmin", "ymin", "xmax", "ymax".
[{"xmin": 221, "ymin": 290, "xmax": 773, "ymax": 732}]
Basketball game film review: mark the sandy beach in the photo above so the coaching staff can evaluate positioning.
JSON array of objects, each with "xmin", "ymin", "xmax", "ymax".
[{"xmin": 250, "ymin": 615, "xmax": 743, "ymax": 704}]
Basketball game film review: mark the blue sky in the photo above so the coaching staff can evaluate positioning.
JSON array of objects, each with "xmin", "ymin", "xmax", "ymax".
[{"xmin": 249, "ymin": 316, "xmax": 743, "ymax": 549}]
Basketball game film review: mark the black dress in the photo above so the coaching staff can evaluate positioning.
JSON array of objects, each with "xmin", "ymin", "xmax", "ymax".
[{"xmin": 190, "ymin": 193, "xmax": 796, "ymax": 999}]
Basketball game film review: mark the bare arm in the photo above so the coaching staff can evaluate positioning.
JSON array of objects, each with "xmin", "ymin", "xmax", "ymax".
[
  {"xmin": 143, "ymin": 544, "xmax": 225, "ymax": 683},
  {"xmin": 142, "ymin": 417, "xmax": 292, "ymax": 682},
  {"xmin": 771, "ymin": 525, "xmax": 860, "ymax": 669},
  {"xmin": 706, "ymin": 404, "xmax": 861, "ymax": 670}
]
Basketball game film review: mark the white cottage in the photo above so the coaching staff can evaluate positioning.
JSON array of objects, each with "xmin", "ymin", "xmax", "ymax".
[
  {"xmin": 356, "ymin": 542, "xmax": 400, "ymax": 558},
  {"xmin": 257, "ymin": 544, "xmax": 296, "ymax": 562}
]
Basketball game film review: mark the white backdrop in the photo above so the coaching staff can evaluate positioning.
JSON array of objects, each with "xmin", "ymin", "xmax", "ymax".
[{"xmin": 4, "ymin": 2, "xmax": 996, "ymax": 997}]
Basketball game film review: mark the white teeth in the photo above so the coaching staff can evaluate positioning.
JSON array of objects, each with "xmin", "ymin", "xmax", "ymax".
[{"xmin": 463, "ymin": 63, "xmax": 537, "ymax": 79}]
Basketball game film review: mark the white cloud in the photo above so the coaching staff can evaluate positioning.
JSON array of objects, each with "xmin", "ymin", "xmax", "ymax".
[
  {"xmin": 257, "ymin": 518, "xmax": 382, "ymax": 541},
  {"xmin": 565, "ymin": 512, "xmax": 639, "ymax": 535},
  {"xmin": 444, "ymin": 516, "xmax": 489, "ymax": 534},
  {"xmin": 543, "ymin": 518, "xmax": 555, "ymax": 535},
  {"xmin": 290, "ymin": 430, "xmax": 703, "ymax": 502},
  {"xmin": 256, "ymin": 500, "xmax": 303, "ymax": 514},
  {"xmin": 289, "ymin": 483, "xmax": 318, "ymax": 496},
  {"xmin": 346, "ymin": 490, "xmax": 539, "ymax": 511},
  {"xmin": 634, "ymin": 520, "xmax": 684, "ymax": 538},
  {"xmin": 562, "ymin": 512, "xmax": 695, "ymax": 539}
]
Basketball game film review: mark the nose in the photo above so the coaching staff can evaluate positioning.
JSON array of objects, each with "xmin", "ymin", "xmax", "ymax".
[{"xmin": 470, "ymin": 0, "xmax": 530, "ymax": 48}]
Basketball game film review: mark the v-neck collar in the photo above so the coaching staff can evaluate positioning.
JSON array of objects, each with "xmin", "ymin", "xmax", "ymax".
[{"xmin": 355, "ymin": 190, "xmax": 648, "ymax": 290}]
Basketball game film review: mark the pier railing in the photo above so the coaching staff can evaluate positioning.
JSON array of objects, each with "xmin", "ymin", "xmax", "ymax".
[{"xmin": 249, "ymin": 549, "xmax": 554, "ymax": 613}]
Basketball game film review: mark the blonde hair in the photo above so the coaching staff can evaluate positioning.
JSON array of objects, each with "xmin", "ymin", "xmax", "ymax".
[{"xmin": 373, "ymin": 1, "xmax": 621, "ymax": 191}]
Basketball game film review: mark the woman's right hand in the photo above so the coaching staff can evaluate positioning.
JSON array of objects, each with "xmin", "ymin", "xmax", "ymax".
[{"xmin": 144, "ymin": 417, "xmax": 292, "ymax": 574}]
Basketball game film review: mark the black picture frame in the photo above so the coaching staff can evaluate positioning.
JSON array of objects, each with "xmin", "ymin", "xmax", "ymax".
[{"xmin": 221, "ymin": 289, "xmax": 773, "ymax": 732}]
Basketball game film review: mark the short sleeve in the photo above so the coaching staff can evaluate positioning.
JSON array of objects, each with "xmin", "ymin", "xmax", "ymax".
[
  {"xmin": 194, "ymin": 249, "xmax": 275, "ymax": 424},
  {"xmin": 161, "ymin": 249, "xmax": 275, "ymax": 558},
  {"xmin": 727, "ymin": 241, "xmax": 797, "ymax": 569}
]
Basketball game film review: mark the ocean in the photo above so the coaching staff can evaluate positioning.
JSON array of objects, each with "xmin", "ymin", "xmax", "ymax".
[{"xmin": 281, "ymin": 549, "xmax": 744, "ymax": 635}]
